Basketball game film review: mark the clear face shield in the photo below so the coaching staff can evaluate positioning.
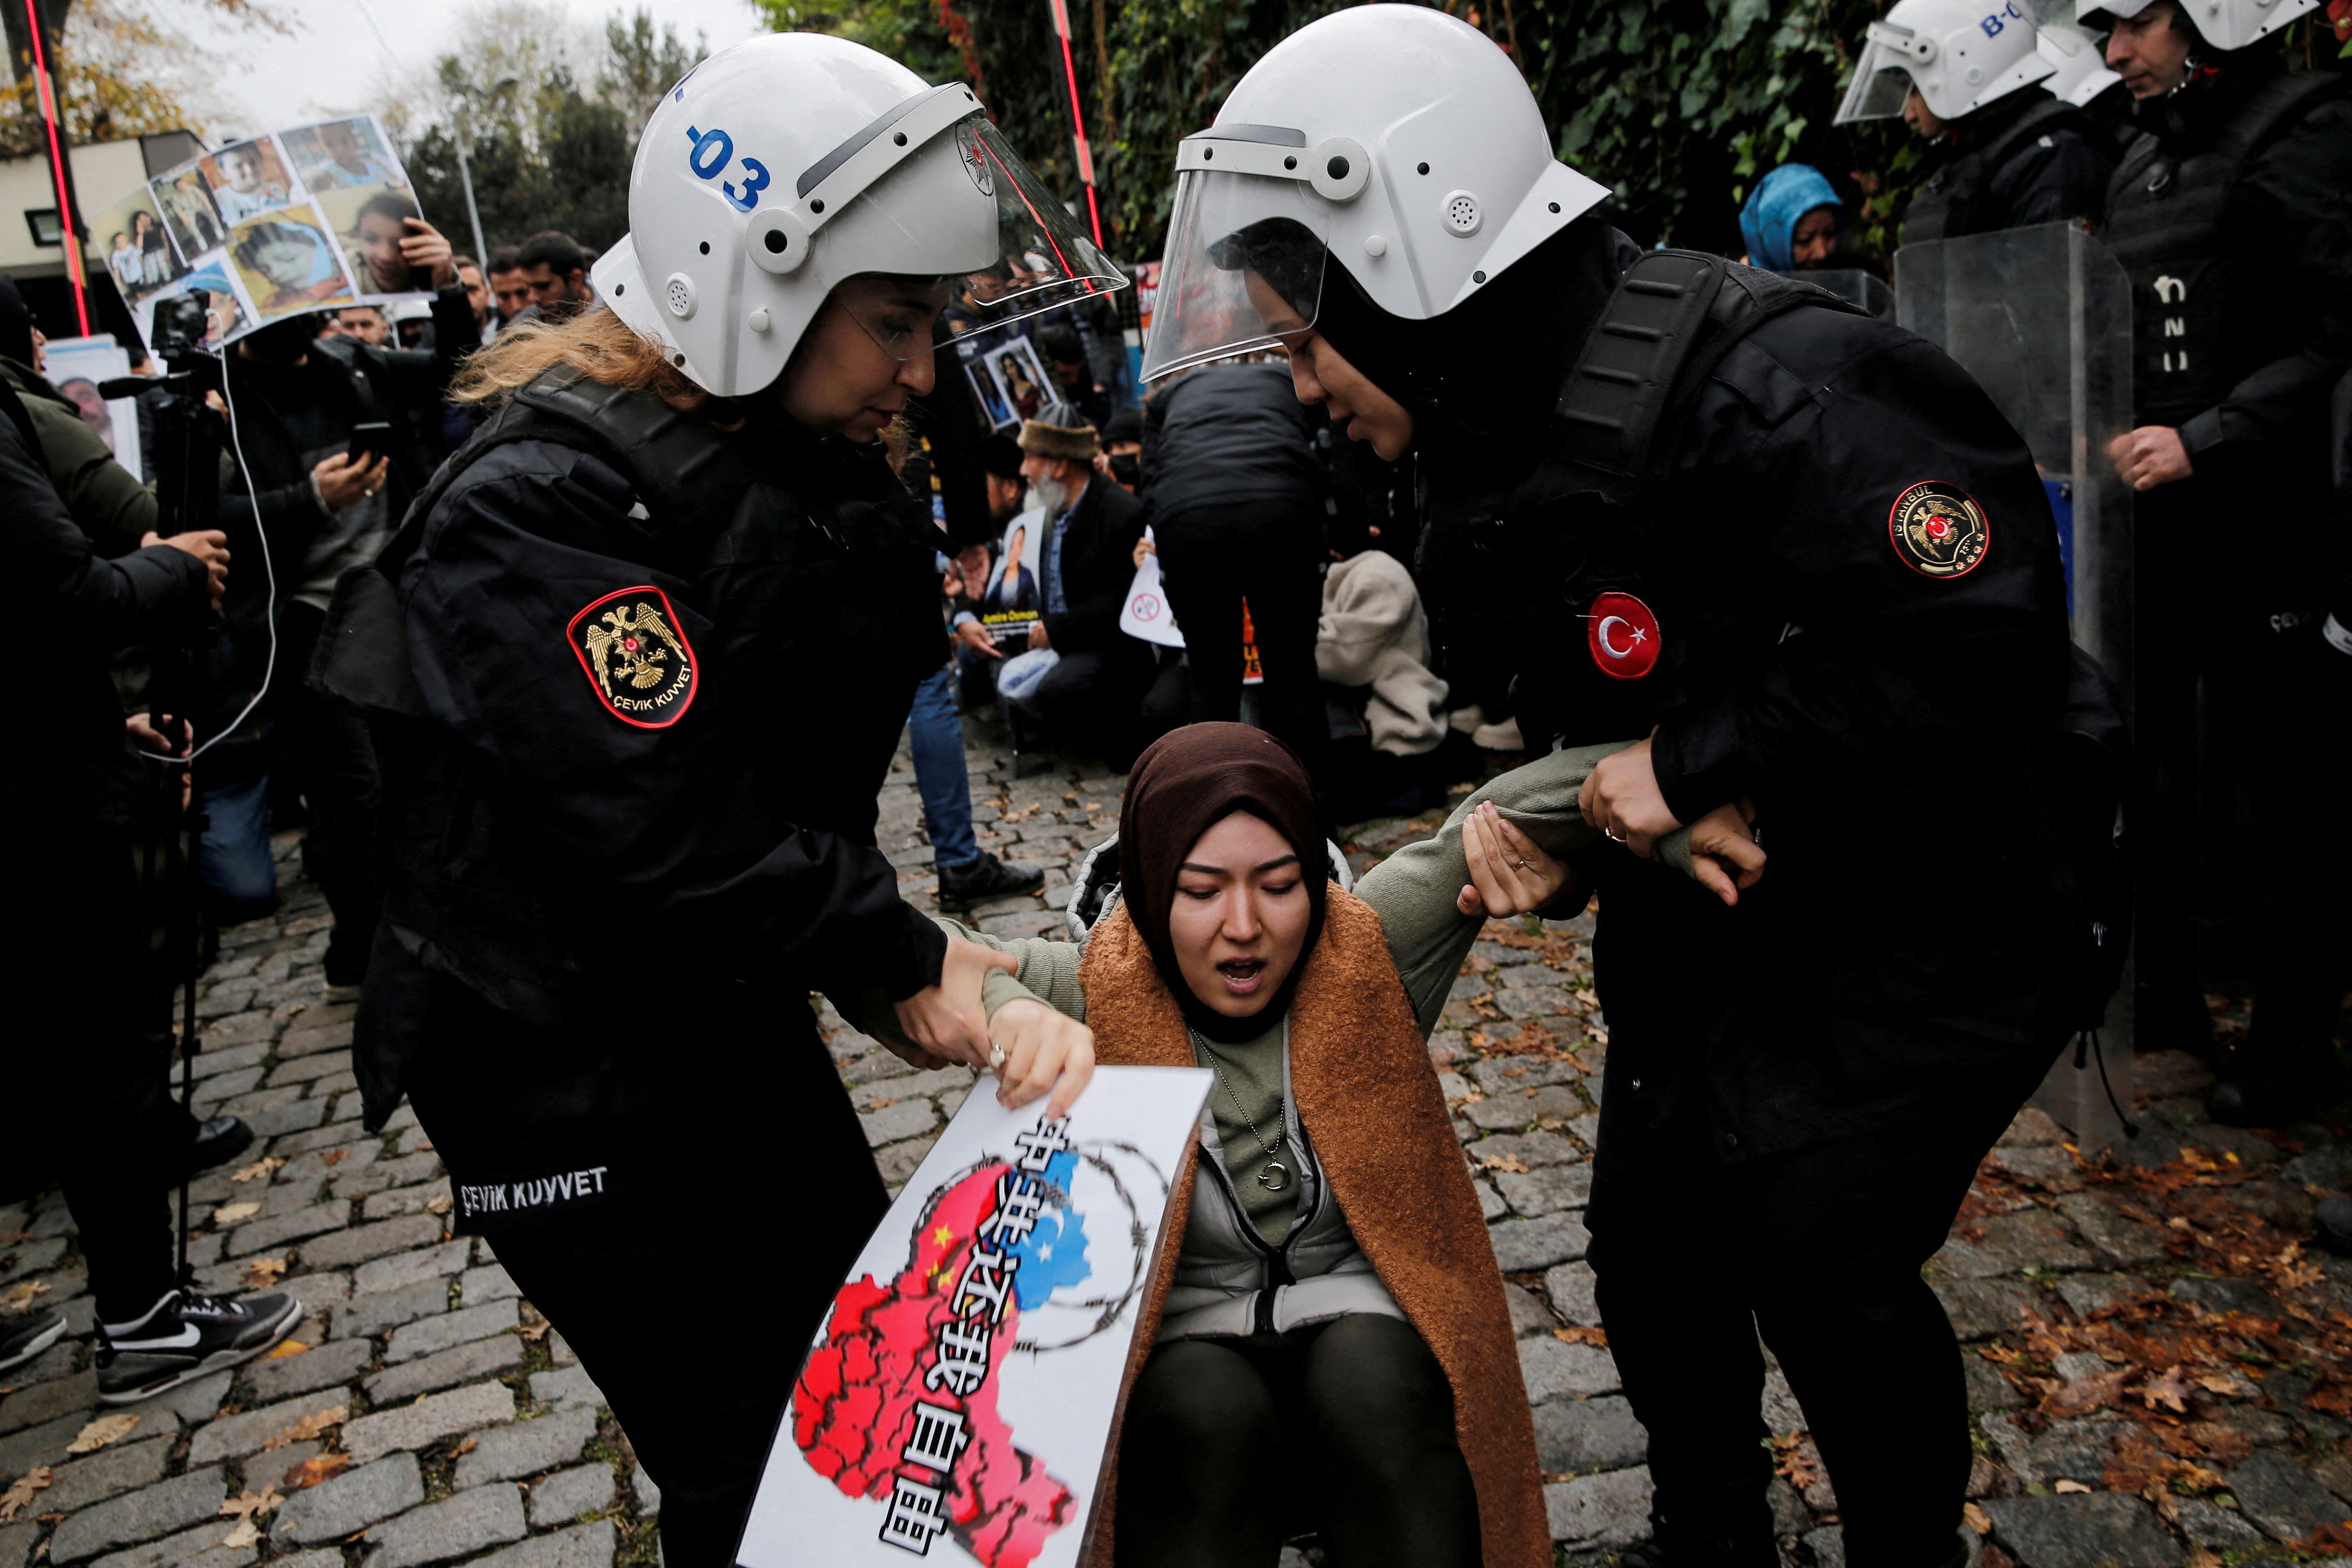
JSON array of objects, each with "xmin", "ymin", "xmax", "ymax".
[
  {"xmin": 788, "ymin": 106, "xmax": 1126, "ymax": 361},
  {"xmin": 1139, "ymin": 170, "xmax": 1331, "ymax": 381},
  {"xmin": 1834, "ymin": 22, "xmax": 1933, "ymax": 123}
]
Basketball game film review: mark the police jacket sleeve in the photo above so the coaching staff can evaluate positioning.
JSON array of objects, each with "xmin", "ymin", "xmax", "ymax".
[
  {"xmin": 0, "ymin": 413, "xmax": 206, "ymax": 648},
  {"xmin": 400, "ymin": 443, "xmax": 950, "ymax": 1000},
  {"xmin": 1647, "ymin": 325, "xmax": 2068, "ymax": 825},
  {"xmin": 2178, "ymin": 98, "xmax": 2352, "ymax": 461}
]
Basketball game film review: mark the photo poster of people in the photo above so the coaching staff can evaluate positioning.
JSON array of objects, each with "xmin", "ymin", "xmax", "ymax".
[
  {"xmin": 90, "ymin": 114, "xmax": 431, "ymax": 356},
  {"xmin": 42, "ymin": 335, "xmax": 140, "ymax": 482},
  {"xmin": 736, "ymin": 1065, "xmax": 1212, "ymax": 1568},
  {"xmin": 980, "ymin": 506, "xmax": 1046, "ymax": 650}
]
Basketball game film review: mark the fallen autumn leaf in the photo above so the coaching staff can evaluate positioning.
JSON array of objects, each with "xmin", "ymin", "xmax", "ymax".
[
  {"xmin": 0, "ymin": 1467, "xmax": 51, "ymax": 1523},
  {"xmin": 66, "ymin": 1415, "xmax": 139, "ymax": 1454}
]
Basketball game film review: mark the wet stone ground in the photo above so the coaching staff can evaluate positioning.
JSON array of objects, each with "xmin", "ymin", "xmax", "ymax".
[{"xmin": 5, "ymin": 705, "xmax": 2350, "ymax": 1568}]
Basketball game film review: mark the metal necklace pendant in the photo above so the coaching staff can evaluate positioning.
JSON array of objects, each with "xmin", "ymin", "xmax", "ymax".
[{"xmin": 1257, "ymin": 1159, "xmax": 1291, "ymax": 1192}]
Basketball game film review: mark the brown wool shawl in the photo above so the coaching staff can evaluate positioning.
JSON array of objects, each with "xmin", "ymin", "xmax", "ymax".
[{"xmin": 1077, "ymin": 888, "xmax": 1550, "ymax": 1568}]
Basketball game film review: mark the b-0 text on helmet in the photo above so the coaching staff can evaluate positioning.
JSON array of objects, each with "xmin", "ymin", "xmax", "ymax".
[
  {"xmin": 1139, "ymin": 4, "xmax": 1608, "ymax": 381},
  {"xmin": 1835, "ymin": 0, "xmax": 2058, "ymax": 124},
  {"xmin": 593, "ymin": 33, "xmax": 1123, "ymax": 398}
]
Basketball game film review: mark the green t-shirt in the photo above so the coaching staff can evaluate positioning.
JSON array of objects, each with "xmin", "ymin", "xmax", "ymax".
[{"xmin": 1191, "ymin": 1020, "xmax": 1294, "ymax": 1245}]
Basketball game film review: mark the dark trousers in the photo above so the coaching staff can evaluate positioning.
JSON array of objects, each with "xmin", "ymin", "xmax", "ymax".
[
  {"xmin": 1152, "ymin": 499, "xmax": 1329, "ymax": 774},
  {"xmin": 1587, "ymin": 1093, "xmax": 2019, "ymax": 1568},
  {"xmin": 1007, "ymin": 647, "xmax": 1155, "ymax": 768},
  {"xmin": 406, "ymin": 1001, "xmax": 887, "ymax": 1568},
  {"xmin": 2239, "ymin": 626, "xmax": 2352, "ymax": 1064},
  {"xmin": 1115, "ymin": 1313, "xmax": 1480, "ymax": 1568},
  {"xmin": 7, "ymin": 833, "xmax": 178, "ymax": 1323},
  {"xmin": 277, "ymin": 602, "xmax": 380, "ymax": 974}
]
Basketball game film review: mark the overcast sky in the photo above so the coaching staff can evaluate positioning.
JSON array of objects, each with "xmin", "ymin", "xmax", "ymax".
[{"xmin": 147, "ymin": 0, "xmax": 768, "ymax": 143}]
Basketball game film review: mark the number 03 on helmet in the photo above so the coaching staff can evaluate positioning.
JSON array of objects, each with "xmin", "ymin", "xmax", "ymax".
[{"xmin": 593, "ymin": 33, "xmax": 1125, "ymax": 397}]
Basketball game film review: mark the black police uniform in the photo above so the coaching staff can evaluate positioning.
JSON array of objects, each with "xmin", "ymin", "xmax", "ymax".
[
  {"xmin": 2098, "ymin": 54, "xmax": 2352, "ymax": 1103},
  {"xmin": 1900, "ymin": 87, "xmax": 2117, "ymax": 242},
  {"xmin": 1443, "ymin": 244, "xmax": 2077, "ymax": 1568},
  {"xmin": 318, "ymin": 367, "xmax": 950, "ymax": 1568}
]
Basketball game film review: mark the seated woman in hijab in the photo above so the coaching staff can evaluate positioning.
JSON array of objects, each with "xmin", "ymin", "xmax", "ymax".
[{"xmin": 860, "ymin": 723, "xmax": 1763, "ymax": 1568}]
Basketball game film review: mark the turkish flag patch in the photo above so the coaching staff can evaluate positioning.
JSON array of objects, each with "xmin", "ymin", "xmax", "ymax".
[
  {"xmin": 567, "ymin": 586, "xmax": 697, "ymax": 728},
  {"xmin": 1887, "ymin": 481, "xmax": 1989, "ymax": 579},
  {"xmin": 1586, "ymin": 591, "xmax": 1661, "ymax": 681}
]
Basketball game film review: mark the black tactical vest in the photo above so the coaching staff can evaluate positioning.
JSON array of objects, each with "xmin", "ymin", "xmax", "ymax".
[
  {"xmin": 1901, "ymin": 95, "xmax": 2084, "ymax": 245},
  {"xmin": 2103, "ymin": 70, "xmax": 2346, "ymax": 428},
  {"xmin": 314, "ymin": 368, "xmax": 942, "ymax": 1022},
  {"xmin": 1447, "ymin": 252, "xmax": 1864, "ymax": 750}
]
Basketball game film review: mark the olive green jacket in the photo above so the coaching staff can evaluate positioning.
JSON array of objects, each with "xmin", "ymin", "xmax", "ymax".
[{"xmin": 0, "ymin": 357, "xmax": 155, "ymax": 554}]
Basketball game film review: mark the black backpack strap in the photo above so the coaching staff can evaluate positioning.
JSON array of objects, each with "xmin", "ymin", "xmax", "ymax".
[{"xmin": 1551, "ymin": 250, "xmax": 1867, "ymax": 500}]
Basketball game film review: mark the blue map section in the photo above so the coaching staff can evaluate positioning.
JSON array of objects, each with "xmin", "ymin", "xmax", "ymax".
[{"xmin": 1007, "ymin": 1150, "xmax": 1091, "ymax": 1309}]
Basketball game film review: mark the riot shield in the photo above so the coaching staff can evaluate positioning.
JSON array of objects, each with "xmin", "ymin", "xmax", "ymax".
[
  {"xmin": 1770, "ymin": 267, "xmax": 1893, "ymax": 319},
  {"xmin": 1895, "ymin": 220, "xmax": 2138, "ymax": 1149}
]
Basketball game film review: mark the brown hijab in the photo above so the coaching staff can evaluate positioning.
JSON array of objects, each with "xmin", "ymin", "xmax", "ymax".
[{"xmin": 1116, "ymin": 723, "xmax": 1328, "ymax": 1044}]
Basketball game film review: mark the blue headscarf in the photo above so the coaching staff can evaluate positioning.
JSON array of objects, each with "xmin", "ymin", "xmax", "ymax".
[{"xmin": 1739, "ymin": 164, "xmax": 1842, "ymax": 273}]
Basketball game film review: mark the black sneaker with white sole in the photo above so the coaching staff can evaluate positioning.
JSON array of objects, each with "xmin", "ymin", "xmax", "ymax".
[
  {"xmin": 95, "ymin": 1289, "xmax": 301, "ymax": 1404},
  {"xmin": 0, "ymin": 1307, "xmax": 66, "ymax": 1377}
]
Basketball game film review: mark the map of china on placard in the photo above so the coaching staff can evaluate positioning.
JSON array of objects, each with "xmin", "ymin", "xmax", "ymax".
[{"xmin": 738, "ymin": 1067, "xmax": 1211, "ymax": 1568}]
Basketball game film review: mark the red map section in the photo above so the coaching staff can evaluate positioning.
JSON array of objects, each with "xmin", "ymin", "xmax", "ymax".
[{"xmin": 795, "ymin": 1162, "xmax": 1077, "ymax": 1567}]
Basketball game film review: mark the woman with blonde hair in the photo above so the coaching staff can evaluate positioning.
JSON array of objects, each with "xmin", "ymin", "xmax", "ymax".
[{"xmin": 313, "ymin": 32, "xmax": 1122, "ymax": 1567}]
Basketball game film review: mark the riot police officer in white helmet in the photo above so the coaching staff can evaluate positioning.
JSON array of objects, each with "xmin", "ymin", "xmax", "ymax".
[
  {"xmin": 1147, "ymin": 8, "xmax": 2085, "ymax": 1568},
  {"xmin": 316, "ymin": 33, "xmax": 1115, "ymax": 1565},
  {"xmin": 1834, "ymin": 0, "xmax": 2116, "ymax": 241},
  {"xmin": 2079, "ymin": 0, "xmax": 2352, "ymax": 1125}
]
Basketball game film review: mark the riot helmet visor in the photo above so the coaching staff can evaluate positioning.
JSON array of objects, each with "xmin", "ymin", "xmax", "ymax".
[
  {"xmin": 1834, "ymin": 23, "xmax": 1931, "ymax": 122},
  {"xmin": 1141, "ymin": 169, "xmax": 1331, "ymax": 380},
  {"xmin": 807, "ymin": 112, "xmax": 1125, "ymax": 359}
]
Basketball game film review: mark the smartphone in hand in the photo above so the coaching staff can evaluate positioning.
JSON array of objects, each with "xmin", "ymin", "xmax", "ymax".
[{"xmin": 346, "ymin": 421, "xmax": 392, "ymax": 466}]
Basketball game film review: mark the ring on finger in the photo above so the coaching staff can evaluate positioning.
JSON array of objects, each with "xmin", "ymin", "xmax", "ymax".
[
  {"xmin": 1605, "ymin": 828, "xmax": 1627, "ymax": 843},
  {"xmin": 1511, "ymin": 857, "xmax": 1534, "ymax": 870}
]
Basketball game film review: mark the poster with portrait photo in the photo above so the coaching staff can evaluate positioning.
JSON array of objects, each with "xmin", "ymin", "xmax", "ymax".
[
  {"xmin": 42, "ymin": 335, "xmax": 141, "ymax": 483},
  {"xmin": 314, "ymin": 184, "xmax": 434, "ymax": 305},
  {"xmin": 89, "ymin": 186, "xmax": 186, "ymax": 304},
  {"xmin": 227, "ymin": 205, "xmax": 357, "ymax": 319},
  {"xmin": 200, "ymin": 135, "xmax": 306, "ymax": 225},
  {"xmin": 153, "ymin": 169, "xmax": 227, "ymax": 262},
  {"xmin": 281, "ymin": 115, "xmax": 407, "ymax": 195},
  {"xmin": 986, "ymin": 336, "xmax": 1051, "ymax": 426},
  {"xmin": 978, "ymin": 504, "xmax": 1046, "ymax": 650},
  {"xmin": 134, "ymin": 263, "xmax": 255, "ymax": 355},
  {"xmin": 965, "ymin": 358, "xmax": 1014, "ymax": 431}
]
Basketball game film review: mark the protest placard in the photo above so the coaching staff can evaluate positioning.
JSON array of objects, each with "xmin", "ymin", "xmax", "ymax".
[
  {"xmin": 88, "ymin": 114, "xmax": 431, "ymax": 354},
  {"xmin": 738, "ymin": 1065, "xmax": 1211, "ymax": 1568}
]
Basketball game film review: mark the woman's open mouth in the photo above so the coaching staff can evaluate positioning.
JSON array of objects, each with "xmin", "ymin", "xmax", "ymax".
[{"xmin": 1216, "ymin": 958, "xmax": 1267, "ymax": 996}]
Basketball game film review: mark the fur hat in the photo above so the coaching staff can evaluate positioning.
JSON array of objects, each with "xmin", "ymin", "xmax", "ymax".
[{"xmin": 1017, "ymin": 398, "xmax": 1098, "ymax": 462}]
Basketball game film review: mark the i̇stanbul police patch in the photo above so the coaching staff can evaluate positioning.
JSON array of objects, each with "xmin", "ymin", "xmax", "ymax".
[
  {"xmin": 1886, "ymin": 482, "xmax": 1989, "ymax": 580},
  {"xmin": 567, "ymin": 586, "xmax": 697, "ymax": 728}
]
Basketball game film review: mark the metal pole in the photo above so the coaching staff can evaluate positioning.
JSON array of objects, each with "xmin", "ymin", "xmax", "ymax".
[
  {"xmin": 22, "ymin": 0, "xmax": 88, "ymax": 335},
  {"xmin": 1045, "ymin": 0, "xmax": 1105, "ymax": 247},
  {"xmin": 454, "ymin": 113, "xmax": 489, "ymax": 272}
]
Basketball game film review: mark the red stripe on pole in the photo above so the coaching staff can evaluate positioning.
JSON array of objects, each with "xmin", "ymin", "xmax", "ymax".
[
  {"xmin": 1046, "ymin": 0, "xmax": 1104, "ymax": 247},
  {"xmin": 24, "ymin": 0, "xmax": 88, "ymax": 336}
]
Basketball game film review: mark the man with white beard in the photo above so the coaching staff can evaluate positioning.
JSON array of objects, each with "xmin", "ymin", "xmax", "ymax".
[{"xmin": 1004, "ymin": 399, "xmax": 1154, "ymax": 766}]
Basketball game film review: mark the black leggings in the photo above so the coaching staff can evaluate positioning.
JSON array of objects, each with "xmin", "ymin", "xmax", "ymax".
[{"xmin": 1115, "ymin": 1313, "xmax": 1480, "ymax": 1568}]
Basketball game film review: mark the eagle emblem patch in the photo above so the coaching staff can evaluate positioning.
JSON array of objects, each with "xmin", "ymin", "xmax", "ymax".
[
  {"xmin": 568, "ymin": 587, "xmax": 696, "ymax": 728},
  {"xmin": 1887, "ymin": 482, "xmax": 1989, "ymax": 579}
]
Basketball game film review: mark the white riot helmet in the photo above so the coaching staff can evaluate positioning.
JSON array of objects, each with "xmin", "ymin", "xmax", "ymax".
[
  {"xmin": 1138, "ymin": 4, "xmax": 1609, "ymax": 381},
  {"xmin": 2034, "ymin": 18, "xmax": 2125, "ymax": 104},
  {"xmin": 591, "ymin": 33, "xmax": 1123, "ymax": 397},
  {"xmin": 1834, "ymin": 0, "xmax": 2057, "ymax": 124},
  {"xmin": 2076, "ymin": 0, "xmax": 2318, "ymax": 51}
]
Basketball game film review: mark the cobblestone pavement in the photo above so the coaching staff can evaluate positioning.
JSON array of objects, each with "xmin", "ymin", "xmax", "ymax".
[{"xmin": 5, "ymin": 709, "xmax": 2351, "ymax": 1568}]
